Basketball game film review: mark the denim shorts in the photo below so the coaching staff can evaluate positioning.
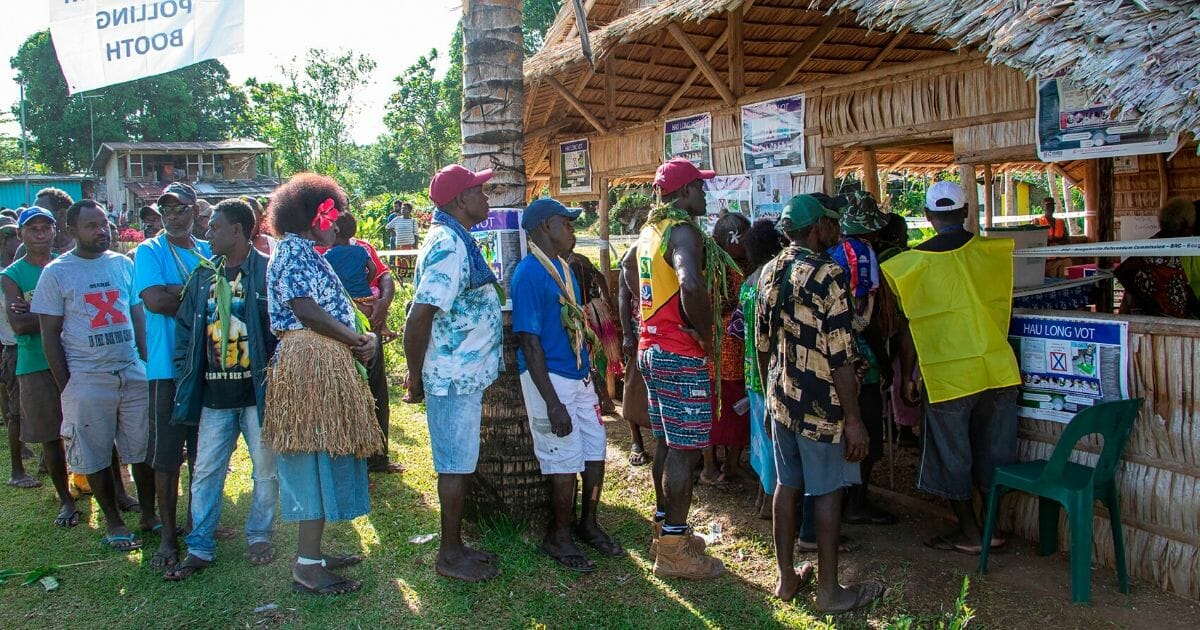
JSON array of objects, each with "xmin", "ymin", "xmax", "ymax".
[
  {"xmin": 917, "ymin": 386, "xmax": 1018, "ymax": 501},
  {"xmin": 276, "ymin": 451, "xmax": 369, "ymax": 522},
  {"xmin": 773, "ymin": 420, "xmax": 861, "ymax": 497},
  {"xmin": 425, "ymin": 384, "xmax": 484, "ymax": 474}
]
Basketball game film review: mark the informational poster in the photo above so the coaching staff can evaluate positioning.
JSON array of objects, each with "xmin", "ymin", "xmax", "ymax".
[
  {"xmin": 1036, "ymin": 73, "xmax": 1178, "ymax": 162},
  {"xmin": 1008, "ymin": 314, "xmax": 1129, "ymax": 424},
  {"xmin": 741, "ymin": 94, "xmax": 806, "ymax": 173},
  {"xmin": 469, "ymin": 208, "xmax": 527, "ymax": 311},
  {"xmin": 702, "ymin": 175, "xmax": 752, "ymax": 233},
  {"xmin": 1112, "ymin": 155, "xmax": 1139, "ymax": 174},
  {"xmin": 663, "ymin": 113, "xmax": 713, "ymax": 170},
  {"xmin": 50, "ymin": 0, "xmax": 245, "ymax": 95},
  {"xmin": 558, "ymin": 138, "xmax": 592, "ymax": 194},
  {"xmin": 751, "ymin": 171, "xmax": 792, "ymax": 223}
]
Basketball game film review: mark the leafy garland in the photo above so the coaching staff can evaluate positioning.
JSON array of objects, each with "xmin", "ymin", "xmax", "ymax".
[
  {"xmin": 646, "ymin": 202, "xmax": 741, "ymax": 402},
  {"xmin": 528, "ymin": 241, "xmax": 607, "ymax": 376}
]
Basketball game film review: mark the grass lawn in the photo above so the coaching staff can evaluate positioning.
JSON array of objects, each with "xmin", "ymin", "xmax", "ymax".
[{"xmin": 2, "ymin": 387, "xmax": 1195, "ymax": 628}]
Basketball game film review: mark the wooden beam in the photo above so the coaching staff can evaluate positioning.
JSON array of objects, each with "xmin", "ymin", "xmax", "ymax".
[
  {"xmin": 666, "ymin": 22, "xmax": 736, "ymax": 107},
  {"xmin": 605, "ymin": 58, "xmax": 616, "ymax": 129},
  {"xmin": 982, "ymin": 163, "xmax": 995, "ymax": 228},
  {"xmin": 888, "ymin": 151, "xmax": 918, "ymax": 170},
  {"xmin": 862, "ymin": 148, "xmax": 880, "ymax": 198},
  {"xmin": 959, "ymin": 163, "xmax": 980, "ymax": 233},
  {"xmin": 565, "ymin": 0, "xmax": 597, "ymax": 40},
  {"xmin": 761, "ymin": 12, "xmax": 843, "ymax": 90},
  {"xmin": 657, "ymin": 1, "xmax": 757, "ymax": 117},
  {"xmin": 865, "ymin": 27, "xmax": 908, "ymax": 71},
  {"xmin": 728, "ymin": 6, "xmax": 745, "ymax": 97},
  {"xmin": 639, "ymin": 30, "xmax": 670, "ymax": 92},
  {"xmin": 545, "ymin": 76, "xmax": 608, "ymax": 134}
]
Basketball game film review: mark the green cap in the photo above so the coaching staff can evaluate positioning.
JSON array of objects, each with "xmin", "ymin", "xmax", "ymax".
[{"xmin": 781, "ymin": 194, "xmax": 839, "ymax": 231}]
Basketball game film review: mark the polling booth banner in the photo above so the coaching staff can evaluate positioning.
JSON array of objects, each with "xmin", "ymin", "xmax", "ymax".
[{"xmin": 49, "ymin": 0, "xmax": 245, "ymax": 95}]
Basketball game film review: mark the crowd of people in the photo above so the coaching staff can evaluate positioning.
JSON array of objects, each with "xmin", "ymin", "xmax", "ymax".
[{"xmin": 6, "ymin": 153, "xmax": 1167, "ymax": 610}]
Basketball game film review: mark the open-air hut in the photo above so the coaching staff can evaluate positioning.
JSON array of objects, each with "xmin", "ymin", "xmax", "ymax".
[{"xmin": 522, "ymin": 0, "xmax": 1200, "ymax": 599}]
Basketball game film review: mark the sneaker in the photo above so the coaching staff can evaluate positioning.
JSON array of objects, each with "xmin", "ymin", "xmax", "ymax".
[
  {"xmin": 652, "ymin": 531, "xmax": 724, "ymax": 580},
  {"xmin": 649, "ymin": 521, "xmax": 706, "ymax": 559}
]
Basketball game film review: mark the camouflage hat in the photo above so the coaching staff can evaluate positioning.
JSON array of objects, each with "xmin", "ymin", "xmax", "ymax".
[{"xmin": 840, "ymin": 193, "xmax": 890, "ymax": 235}]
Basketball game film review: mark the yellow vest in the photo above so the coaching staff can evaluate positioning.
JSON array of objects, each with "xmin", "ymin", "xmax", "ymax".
[
  {"xmin": 881, "ymin": 236, "xmax": 1021, "ymax": 403},
  {"xmin": 635, "ymin": 218, "xmax": 703, "ymax": 357}
]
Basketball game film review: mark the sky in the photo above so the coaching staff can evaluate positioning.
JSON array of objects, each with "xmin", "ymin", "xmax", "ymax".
[{"xmin": 0, "ymin": 0, "xmax": 464, "ymax": 144}]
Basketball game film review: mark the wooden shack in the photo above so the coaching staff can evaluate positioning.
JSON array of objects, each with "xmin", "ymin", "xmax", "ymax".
[{"xmin": 522, "ymin": 0, "xmax": 1200, "ymax": 599}]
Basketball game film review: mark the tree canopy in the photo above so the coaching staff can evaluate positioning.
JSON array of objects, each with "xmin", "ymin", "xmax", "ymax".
[{"xmin": 9, "ymin": 30, "xmax": 248, "ymax": 173}]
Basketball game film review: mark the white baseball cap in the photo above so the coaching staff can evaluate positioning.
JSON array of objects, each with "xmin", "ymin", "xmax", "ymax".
[{"xmin": 925, "ymin": 181, "xmax": 967, "ymax": 212}]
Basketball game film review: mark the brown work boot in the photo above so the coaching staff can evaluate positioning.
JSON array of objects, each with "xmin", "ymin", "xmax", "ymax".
[
  {"xmin": 650, "ymin": 521, "xmax": 706, "ymax": 559},
  {"xmin": 653, "ymin": 531, "xmax": 724, "ymax": 580}
]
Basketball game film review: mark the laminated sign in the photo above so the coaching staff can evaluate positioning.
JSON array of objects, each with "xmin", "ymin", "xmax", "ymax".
[{"xmin": 49, "ymin": 0, "xmax": 246, "ymax": 94}]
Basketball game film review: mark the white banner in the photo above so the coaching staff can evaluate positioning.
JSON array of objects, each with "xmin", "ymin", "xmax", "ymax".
[
  {"xmin": 1010, "ymin": 237, "xmax": 1200, "ymax": 258},
  {"xmin": 49, "ymin": 0, "xmax": 245, "ymax": 94}
]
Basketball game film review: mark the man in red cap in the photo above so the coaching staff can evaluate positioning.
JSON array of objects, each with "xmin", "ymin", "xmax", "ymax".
[
  {"xmin": 404, "ymin": 164, "xmax": 503, "ymax": 582},
  {"xmin": 620, "ymin": 157, "xmax": 729, "ymax": 580}
]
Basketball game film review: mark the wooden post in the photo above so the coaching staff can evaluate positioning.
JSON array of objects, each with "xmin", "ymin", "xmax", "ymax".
[
  {"xmin": 728, "ymin": 6, "xmax": 744, "ymax": 97},
  {"xmin": 1059, "ymin": 173, "xmax": 1072, "ymax": 233},
  {"xmin": 822, "ymin": 146, "xmax": 836, "ymax": 195},
  {"xmin": 982, "ymin": 164, "xmax": 995, "ymax": 229},
  {"xmin": 1097, "ymin": 158, "xmax": 1115, "ymax": 312},
  {"xmin": 1083, "ymin": 159, "xmax": 1099, "ymax": 241},
  {"xmin": 1004, "ymin": 168, "xmax": 1016, "ymax": 216},
  {"xmin": 959, "ymin": 163, "xmax": 980, "ymax": 233},
  {"xmin": 862, "ymin": 148, "xmax": 880, "ymax": 199},
  {"xmin": 597, "ymin": 176, "xmax": 615, "ymax": 399}
]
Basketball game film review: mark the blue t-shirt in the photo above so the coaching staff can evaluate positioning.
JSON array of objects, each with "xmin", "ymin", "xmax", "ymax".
[
  {"xmin": 133, "ymin": 234, "xmax": 211, "ymax": 380},
  {"xmin": 323, "ymin": 244, "xmax": 373, "ymax": 298},
  {"xmin": 511, "ymin": 254, "xmax": 589, "ymax": 380}
]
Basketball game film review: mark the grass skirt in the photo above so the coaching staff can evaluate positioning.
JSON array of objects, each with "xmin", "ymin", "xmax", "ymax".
[{"xmin": 263, "ymin": 329, "xmax": 385, "ymax": 458}]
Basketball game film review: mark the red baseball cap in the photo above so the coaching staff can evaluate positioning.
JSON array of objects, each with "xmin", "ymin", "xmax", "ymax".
[
  {"xmin": 429, "ymin": 164, "xmax": 493, "ymax": 207},
  {"xmin": 654, "ymin": 157, "xmax": 716, "ymax": 196}
]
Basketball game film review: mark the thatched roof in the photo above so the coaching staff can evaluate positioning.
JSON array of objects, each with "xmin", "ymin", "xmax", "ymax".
[{"xmin": 828, "ymin": 0, "xmax": 1200, "ymax": 138}]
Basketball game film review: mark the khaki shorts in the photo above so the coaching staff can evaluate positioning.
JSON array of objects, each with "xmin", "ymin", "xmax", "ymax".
[
  {"xmin": 18, "ymin": 369, "xmax": 63, "ymax": 444},
  {"xmin": 60, "ymin": 363, "xmax": 149, "ymax": 475}
]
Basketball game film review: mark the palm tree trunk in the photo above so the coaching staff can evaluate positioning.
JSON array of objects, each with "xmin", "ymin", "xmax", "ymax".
[{"xmin": 461, "ymin": 0, "xmax": 547, "ymax": 526}]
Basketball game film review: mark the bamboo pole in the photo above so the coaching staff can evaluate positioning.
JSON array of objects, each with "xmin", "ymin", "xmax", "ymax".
[
  {"xmin": 1004, "ymin": 168, "xmax": 1016, "ymax": 216},
  {"xmin": 1084, "ymin": 159, "xmax": 1099, "ymax": 240},
  {"xmin": 822, "ymin": 146, "xmax": 836, "ymax": 195},
  {"xmin": 983, "ymin": 163, "xmax": 995, "ymax": 229},
  {"xmin": 865, "ymin": 27, "xmax": 909, "ymax": 71},
  {"xmin": 862, "ymin": 148, "xmax": 880, "ymax": 198},
  {"xmin": 959, "ymin": 163, "xmax": 980, "ymax": 233}
]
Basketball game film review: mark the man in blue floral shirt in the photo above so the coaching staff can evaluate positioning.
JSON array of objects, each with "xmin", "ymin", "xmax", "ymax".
[{"xmin": 404, "ymin": 164, "xmax": 503, "ymax": 583}]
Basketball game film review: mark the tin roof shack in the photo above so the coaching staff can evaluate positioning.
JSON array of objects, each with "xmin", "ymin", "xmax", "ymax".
[
  {"xmin": 93, "ymin": 140, "xmax": 280, "ymax": 214},
  {"xmin": 0, "ymin": 173, "xmax": 96, "ymax": 210},
  {"xmin": 523, "ymin": 0, "xmax": 1200, "ymax": 600}
]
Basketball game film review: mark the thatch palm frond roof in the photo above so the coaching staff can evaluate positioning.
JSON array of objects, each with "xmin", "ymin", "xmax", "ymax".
[{"xmin": 829, "ymin": 0, "xmax": 1200, "ymax": 138}]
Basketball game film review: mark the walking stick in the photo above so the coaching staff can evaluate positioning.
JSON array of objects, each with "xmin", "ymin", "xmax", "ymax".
[{"xmin": 883, "ymin": 384, "xmax": 895, "ymax": 490}]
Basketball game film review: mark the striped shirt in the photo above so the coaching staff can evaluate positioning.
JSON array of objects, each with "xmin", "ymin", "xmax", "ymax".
[{"xmin": 387, "ymin": 216, "xmax": 418, "ymax": 247}]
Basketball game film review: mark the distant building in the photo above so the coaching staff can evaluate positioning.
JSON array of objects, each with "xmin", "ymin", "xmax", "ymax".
[
  {"xmin": 92, "ymin": 140, "xmax": 280, "ymax": 212},
  {"xmin": 0, "ymin": 174, "xmax": 97, "ymax": 209}
]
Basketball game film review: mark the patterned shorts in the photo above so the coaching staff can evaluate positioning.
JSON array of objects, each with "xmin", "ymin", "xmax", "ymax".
[{"xmin": 638, "ymin": 345, "xmax": 712, "ymax": 450}]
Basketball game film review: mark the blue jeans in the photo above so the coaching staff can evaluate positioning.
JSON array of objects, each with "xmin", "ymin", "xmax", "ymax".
[
  {"xmin": 185, "ymin": 406, "xmax": 278, "ymax": 561},
  {"xmin": 425, "ymin": 384, "xmax": 483, "ymax": 474}
]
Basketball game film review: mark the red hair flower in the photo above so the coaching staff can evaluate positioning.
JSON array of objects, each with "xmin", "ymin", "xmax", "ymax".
[{"xmin": 312, "ymin": 197, "xmax": 339, "ymax": 231}]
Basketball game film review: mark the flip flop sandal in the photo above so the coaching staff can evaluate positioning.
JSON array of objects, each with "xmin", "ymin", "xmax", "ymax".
[
  {"xmin": 246, "ymin": 542, "xmax": 276, "ymax": 566},
  {"xmin": 923, "ymin": 535, "xmax": 982, "ymax": 556},
  {"xmin": 292, "ymin": 577, "xmax": 362, "ymax": 596},
  {"xmin": 151, "ymin": 548, "xmax": 180, "ymax": 569},
  {"xmin": 628, "ymin": 451, "xmax": 651, "ymax": 466},
  {"xmin": 798, "ymin": 536, "xmax": 861, "ymax": 553},
  {"xmin": 776, "ymin": 562, "xmax": 816, "ymax": 602},
  {"xmin": 321, "ymin": 554, "xmax": 363, "ymax": 569},
  {"xmin": 53, "ymin": 509, "xmax": 81, "ymax": 528},
  {"xmin": 577, "ymin": 532, "xmax": 624, "ymax": 557},
  {"xmin": 100, "ymin": 534, "xmax": 142, "ymax": 552},
  {"xmin": 818, "ymin": 580, "xmax": 887, "ymax": 615},
  {"xmin": 163, "ymin": 554, "xmax": 211, "ymax": 581},
  {"xmin": 6, "ymin": 477, "xmax": 42, "ymax": 489}
]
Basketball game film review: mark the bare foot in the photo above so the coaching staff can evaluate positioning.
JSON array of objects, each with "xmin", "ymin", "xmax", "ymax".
[
  {"xmin": 815, "ymin": 580, "xmax": 886, "ymax": 614},
  {"xmin": 436, "ymin": 549, "xmax": 499, "ymax": 582},
  {"xmin": 464, "ymin": 546, "xmax": 497, "ymax": 564},
  {"xmin": 757, "ymin": 497, "xmax": 773, "ymax": 520},
  {"xmin": 774, "ymin": 561, "xmax": 815, "ymax": 601},
  {"xmin": 576, "ymin": 523, "xmax": 623, "ymax": 556},
  {"xmin": 541, "ymin": 534, "xmax": 595, "ymax": 573}
]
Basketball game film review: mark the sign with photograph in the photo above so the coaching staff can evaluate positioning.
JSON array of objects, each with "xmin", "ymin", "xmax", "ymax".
[
  {"xmin": 1036, "ymin": 74, "xmax": 1177, "ymax": 162},
  {"xmin": 741, "ymin": 94, "xmax": 806, "ymax": 173},
  {"xmin": 751, "ymin": 171, "xmax": 792, "ymax": 223},
  {"xmin": 469, "ymin": 208, "xmax": 527, "ymax": 311},
  {"xmin": 1008, "ymin": 314, "xmax": 1129, "ymax": 424},
  {"xmin": 663, "ymin": 113, "xmax": 713, "ymax": 170},
  {"xmin": 558, "ymin": 138, "xmax": 592, "ymax": 194},
  {"xmin": 702, "ymin": 175, "xmax": 752, "ymax": 234}
]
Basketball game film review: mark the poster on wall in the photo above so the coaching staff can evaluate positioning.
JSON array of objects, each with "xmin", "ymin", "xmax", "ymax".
[
  {"xmin": 1036, "ymin": 73, "xmax": 1178, "ymax": 162},
  {"xmin": 702, "ymin": 175, "xmax": 752, "ymax": 233},
  {"xmin": 469, "ymin": 208, "xmax": 527, "ymax": 311},
  {"xmin": 558, "ymin": 138, "xmax": 592, "ymax": 194},
  {"xmin": 663, "ymin": 112, "xmax": 713, "ymax": 170},
  {"xmin": 741, "ymin": 94, "xmax": 806, "ymax": 173},
  {"xmin": 1007, "ymin": 314, "xmax": 1129, "ymax": 424},
  {"xmin": 751, "ymin": 171, "xmax": 792, "ymax": 223}
]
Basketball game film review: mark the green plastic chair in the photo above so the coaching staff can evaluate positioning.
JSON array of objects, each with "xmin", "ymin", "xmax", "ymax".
[{"xmin": 979, "ymin": 398, "xmax": 1143, "ymax": 603}]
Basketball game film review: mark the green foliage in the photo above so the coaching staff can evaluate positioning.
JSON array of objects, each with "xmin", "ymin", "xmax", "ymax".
[
  {"xmin": 611, "ymin": 191, "xmax": 652, "ymax": 235},
  {"xmin": 371, "ymin": 49, "xmax": 461, "ymax": 195},
  {"xmin": 523, "ymin": 0, "xmax": 564, "ymax": 56},
  {"xmin": 887, "ymin": 575, "xmax": 975, "ymax": 630},
  {"xmin": 241, "ymin": 49, "xmax": 376, "ymax": 193},
  {"xmin": 9, "ymin": 30, "xmax": 248, "ymax": 173}
]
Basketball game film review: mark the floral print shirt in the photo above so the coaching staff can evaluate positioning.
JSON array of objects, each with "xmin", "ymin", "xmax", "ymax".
[
  {"xmin": 267, "ymin": 233, "xmax": 356, "ymax": 333},
  {"xmin": 413, "ymin": 224, "xmax": 502, "ymax": 396}
]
